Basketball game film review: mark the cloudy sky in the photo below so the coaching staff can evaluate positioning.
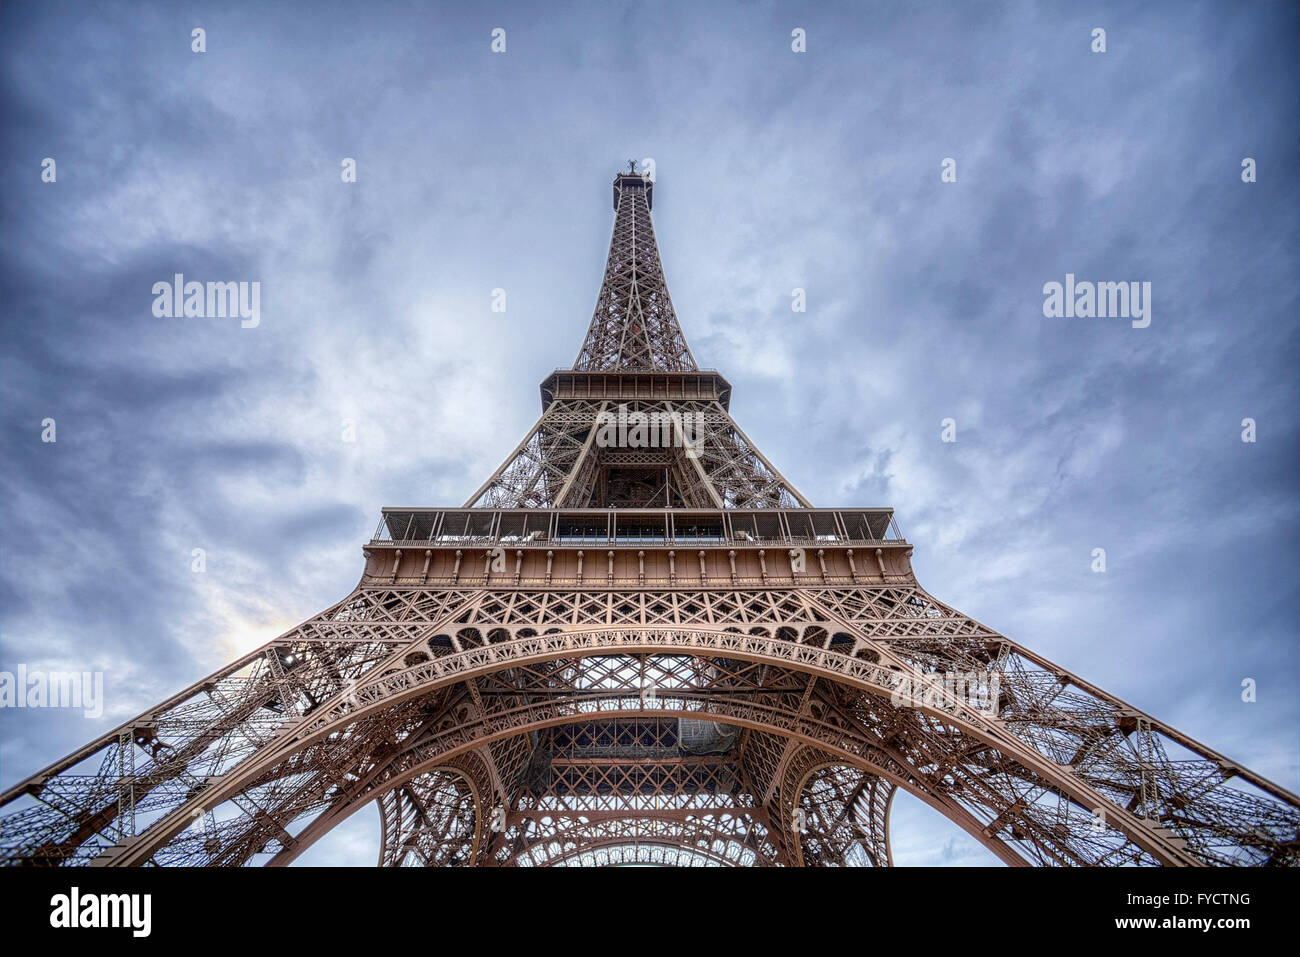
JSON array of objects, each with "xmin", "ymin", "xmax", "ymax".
[{"xmin": 1, "ymin": 0, "xmax": 1296, "ymax": 866}]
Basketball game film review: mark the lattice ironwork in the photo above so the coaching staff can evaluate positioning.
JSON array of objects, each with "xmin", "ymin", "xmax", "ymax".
[
  {"xmin": 574, "ymin": 173, "xmax": 695, "ymax": 372},
  {"xmin": 465, "ymin": 399, "xmax": 808, "ymax": 510},
  {"xmin": 2, "ymin": 170, "xmax": 1295, "ymax": 868}
]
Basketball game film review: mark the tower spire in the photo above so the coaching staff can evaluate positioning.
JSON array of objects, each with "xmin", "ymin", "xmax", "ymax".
[{"xmin": 573, "ymin": 170, "xmax": 697, "ymax": 372}]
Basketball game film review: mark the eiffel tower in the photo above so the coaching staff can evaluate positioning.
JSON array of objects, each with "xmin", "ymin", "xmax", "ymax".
[{"xmin": 4, "ymin": 169, "xmax": 1297, "ymax": 868}]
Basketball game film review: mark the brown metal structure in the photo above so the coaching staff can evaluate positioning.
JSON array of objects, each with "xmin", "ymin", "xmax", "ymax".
[{"xmin": 3, "ymin": 171, "xmax": 1297, "ymax": 867}]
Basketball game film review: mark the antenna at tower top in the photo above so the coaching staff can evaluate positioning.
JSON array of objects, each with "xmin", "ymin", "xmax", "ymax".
[{"xmin": 627, "ymin": 158, "xmax": 637, "ymax": 174}]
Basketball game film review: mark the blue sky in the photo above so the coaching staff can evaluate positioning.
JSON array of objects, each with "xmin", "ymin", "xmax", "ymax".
[{"xmin": 2, "ymin": 0, "xmax": 1297, "ymax": 866}]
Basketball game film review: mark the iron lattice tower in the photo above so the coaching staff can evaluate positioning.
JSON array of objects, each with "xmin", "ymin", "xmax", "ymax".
[{"xmin": 3, "ymin": 172, "xmax": 1297, "ymax": 868}]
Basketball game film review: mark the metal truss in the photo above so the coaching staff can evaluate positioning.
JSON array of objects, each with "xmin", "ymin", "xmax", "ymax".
[
  {"xmin": 465, "ymin": 399, "xmax": 809, "ymax": 509},
  {"xmin": 505, "ymin": 815, "xmax": 775, "ymax": 867},
  {"xmin": 788, "ymin": 756, "xmax": 894, "ymax": 867},
  {"xmin": 2, "ymin": 170, "xmax": 1296, "ymax": 867},
  {"xmin": 3, "ymin": 580, "xmax": 1295, "ymax": 866},
  {"xmin": 573, "ymin": 173, "xmax": 696, "ymax": 372},
  {"xmin": 377, "ymin": 761, "xmax": 480, "ymax": 867}
]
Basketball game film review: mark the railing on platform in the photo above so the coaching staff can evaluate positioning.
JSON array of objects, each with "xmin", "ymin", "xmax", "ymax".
[{"xmin": 371, "ymin": 507, "xmax": 904, "ymax": 548}]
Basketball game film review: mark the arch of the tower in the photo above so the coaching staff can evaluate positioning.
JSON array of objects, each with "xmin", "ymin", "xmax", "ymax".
[
  {"xmin": 498, "ymin": 812, "xmax": 778, "ymax": 867},
  {"xmin": 377, "ymin": 760, "xmax": 482, "ymax": 867},
  {"xmin": 128, "ymin": 626, "xmax": 1207, "ymax": 869},
  {"xmin": 8, "ymin": 604, "xmax": 1295, "ymax": 868},
  {"xmin": 363, "ymin": 745, "xmax": 899, "ymax": 869},
  {"xmin": 293, "ymin": 718, "xmax": 896, "ymax": 868},
  {"xmin": 545, "ymin": 842, "xmax": 737, "ymax": 868},
  {"xmin": 367, "ymin": 719, "xmax": 899, "ymax": 867},
  {"xmin": 782, "ymin": 756, "xmax": 897, "ymax": 867}
]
